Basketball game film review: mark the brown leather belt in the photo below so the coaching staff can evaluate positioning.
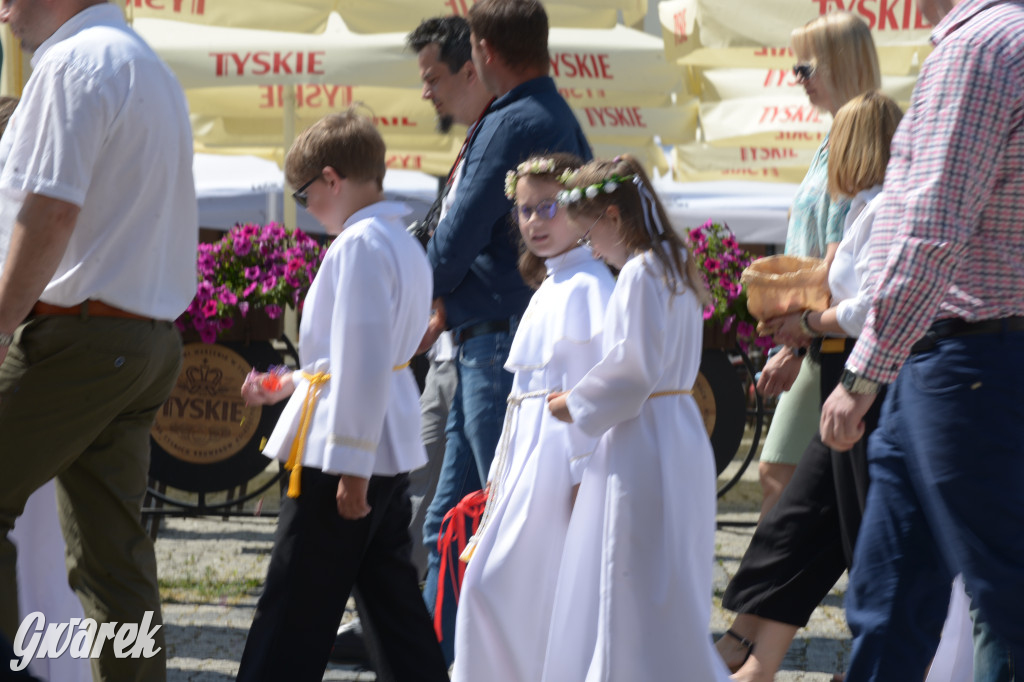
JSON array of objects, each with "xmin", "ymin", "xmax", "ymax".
[{"xmin": 32, "ymin": 300, "xmax": 152, "ymax": 321}]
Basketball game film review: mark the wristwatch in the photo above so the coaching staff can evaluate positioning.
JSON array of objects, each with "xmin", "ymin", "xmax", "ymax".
[
  {"xmin": 840, "ymin": 368, "xmax": 882, "ymax": 395},
  {"xmin": 0, "ymin": 331, "xmax": 12, "ymax": 348},
  {"xmin": 799, "ymin": 310, "xmax": 823, "ymax": 338}
]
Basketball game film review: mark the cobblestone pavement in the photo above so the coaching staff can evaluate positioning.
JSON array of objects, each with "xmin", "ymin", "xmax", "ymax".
[{"xmin": 155, "ymin": 464, "xmax": 851, "ymax": 681}]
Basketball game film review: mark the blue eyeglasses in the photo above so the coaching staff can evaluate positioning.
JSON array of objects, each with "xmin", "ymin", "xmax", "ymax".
[{"xmin": 514, "ymin": 199, "xmax": 559, "ymax": 223}]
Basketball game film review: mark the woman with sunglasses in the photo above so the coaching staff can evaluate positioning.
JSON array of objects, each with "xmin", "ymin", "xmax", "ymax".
[{"xmin": 715, "ymin": 12, "xmax": 883, "ymax": 682}]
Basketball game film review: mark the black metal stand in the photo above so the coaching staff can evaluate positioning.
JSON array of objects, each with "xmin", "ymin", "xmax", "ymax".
[{"xmin": 717, "ymin": 343, "xmax": 767, "ymax": 499}]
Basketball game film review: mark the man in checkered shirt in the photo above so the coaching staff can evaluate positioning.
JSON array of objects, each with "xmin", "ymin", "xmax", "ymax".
[{"xmin": 819, "ymin": 0, "xmax": 1024, "ymax": 678}]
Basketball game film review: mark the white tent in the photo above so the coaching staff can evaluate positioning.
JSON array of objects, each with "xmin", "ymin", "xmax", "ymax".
[{"xmin": 195, "ymin": 152, "xmax": 790, "ymax": 245}]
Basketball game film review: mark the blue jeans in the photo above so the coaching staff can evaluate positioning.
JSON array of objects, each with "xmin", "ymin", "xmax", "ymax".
[
  {"xmin": 845, "ymin": 328, "xmax": 1024, "ymax": 682},
  {"xmin": 421, "ymin": 325, "xmax": 515, "ymax": 664}
]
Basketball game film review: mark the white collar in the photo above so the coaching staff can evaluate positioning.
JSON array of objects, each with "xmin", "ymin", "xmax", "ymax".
[
  {"xmin": 545, "ymin": 245, "xmax": 595, "ymax": 277},
  {"xmin": 343, "ymin": 200, "xmax": 412, "ymax": 229}
]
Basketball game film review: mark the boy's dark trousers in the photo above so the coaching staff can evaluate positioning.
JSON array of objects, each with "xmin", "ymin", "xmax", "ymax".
[{"xmin": 236, "ymin": 468, "xmax": 449, "ymax": 682}]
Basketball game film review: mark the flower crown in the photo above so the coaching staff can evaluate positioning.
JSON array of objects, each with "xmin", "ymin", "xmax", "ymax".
[
  {"xmin": 504, "ymin": 158, "xmax": 576, "ymax": 200},
  {"xmin": 556, "ymin": 173, "xmax": 635, "ymax": 205}
]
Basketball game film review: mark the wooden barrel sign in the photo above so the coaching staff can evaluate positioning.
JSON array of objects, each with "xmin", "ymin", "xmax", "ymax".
[{"xmin": 150, "ymin": 341, "xmax": 285, "ymax": 493}]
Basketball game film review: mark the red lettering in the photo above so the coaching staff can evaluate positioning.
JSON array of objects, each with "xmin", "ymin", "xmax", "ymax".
[
  {"xmin": 230, "ymin": 52, "xmax": 250, "ymax": 76},
  {"xmin": 211, "ymin": 52, "xmax": 228, "ymax": 77},
  {"xmin": 878, "ymin": 0, "xmax": 899, "ymax": 29},
  {"xmin": 753, "ymin": 47, "xmax": 793, "ymax": 59},
  {"xmin": 210, "ymin": 52, "xmax": 326, "ymax": 78},
  {"xmin": 386, "ymin": 155, "xmax": 423, "ymax": 170},
  {"xmin": 582, "ymin": 107, "xmax": 646, "ymax": 129},
  {"xmin": 251, "ymin": 52, "xmax": 271, "ymax": 76},
  {"xmin": 272, "ymin": 52, "xmax": 294, "ymax": 75},
  {"xmin": 130, "ymin": 0, "xmax": 204, "ymax": 14},
  {"xmin": 550, "ymin": 53, "xmax": 613, "ymax": 80},
  {"xmin": 856, "ymin": 0, "xmax": 877, "ymax": 28},
  {"xmin": 673, "ymin": 10, "xmax": 688, "ymax": 45}
]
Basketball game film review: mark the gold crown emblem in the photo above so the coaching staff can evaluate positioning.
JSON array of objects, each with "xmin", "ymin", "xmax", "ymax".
[{"xmin": 184, "ymin": 360, "xmax": 224, "ymax": 396}]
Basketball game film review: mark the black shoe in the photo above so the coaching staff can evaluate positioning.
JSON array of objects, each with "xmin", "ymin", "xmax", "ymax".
[{"xmin": 329, "ymin": 619, "xmax": 374, "ymax": 669}]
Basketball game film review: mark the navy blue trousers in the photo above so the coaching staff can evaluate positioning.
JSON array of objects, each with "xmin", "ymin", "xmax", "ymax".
[{"xmin": 846, "ymin": 328, "xmax": 1024, "ymax": 681}]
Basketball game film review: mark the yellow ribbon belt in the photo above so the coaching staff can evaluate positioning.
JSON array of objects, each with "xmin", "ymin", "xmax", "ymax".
[
  {"xmin": 284, "ymin": 371, "xmax": 332, "ymax": 498},
  {"xmin": 283, "ymin": 361, "xmax": 412, "ymax": 499}
]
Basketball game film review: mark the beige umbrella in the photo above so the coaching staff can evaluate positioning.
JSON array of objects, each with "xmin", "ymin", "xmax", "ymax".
[
  {"xmin": 126, "ymin": 0, "xmax": 648, "ymax": 32},
  {"xmin": 656, "ymin": 0, "xmax": 932, "ymax": 183}
]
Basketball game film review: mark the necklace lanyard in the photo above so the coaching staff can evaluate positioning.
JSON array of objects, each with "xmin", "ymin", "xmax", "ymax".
[{"xmin": 446, "ymin": 97, "xmax": 495, "ymax": 186}]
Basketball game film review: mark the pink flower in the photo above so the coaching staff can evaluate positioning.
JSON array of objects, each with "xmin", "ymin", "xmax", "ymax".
[
  {"xmin": 238, "ymin": 301, "xmax": 250, "ymax": 317},
  {"xmin": 704, "ymin": 257, "xmax": 721, "ymax": 272},
  {"xmin": 265, "ymin": 304, "xmax": 282, "ymax": 319},
  {"xmin": 202, "ymin": 299, "xmax": 219, "ymax": 318}
]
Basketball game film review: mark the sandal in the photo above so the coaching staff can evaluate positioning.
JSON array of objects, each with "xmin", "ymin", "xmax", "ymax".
[{"xmin": 723, "ymin": 628, "xmax": 755, "ymax": 673}]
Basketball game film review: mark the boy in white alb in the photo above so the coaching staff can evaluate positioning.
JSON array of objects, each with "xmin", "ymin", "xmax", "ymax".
[{"xmin": 235, "ymin": 110, "xmax": 448, "ymax": 682}]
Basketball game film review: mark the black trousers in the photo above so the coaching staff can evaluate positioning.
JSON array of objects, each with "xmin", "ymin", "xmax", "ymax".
[
  {"xmin": 722, "ymin": 341, "xmax": 885, "ymax": 627},
  {"xmin": 236, "ymin": 469, "xmax": 449, "ymax": 682}
]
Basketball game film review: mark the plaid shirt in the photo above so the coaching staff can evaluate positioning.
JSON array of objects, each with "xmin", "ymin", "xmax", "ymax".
[{"xmin": 848, "ymin": 0, "xmax": 1024, "ymax": 384}]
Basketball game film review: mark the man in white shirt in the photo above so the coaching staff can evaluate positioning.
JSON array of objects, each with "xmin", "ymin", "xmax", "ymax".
[{"xmin": 0, "ymin": 1, "xmax": 197, "ymax": 680}]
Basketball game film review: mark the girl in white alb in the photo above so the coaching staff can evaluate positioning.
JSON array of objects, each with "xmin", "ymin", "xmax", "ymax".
[
  {"xmin": 452, "ymin": 154, "xmax": 615, "ymax": 682},
  {"xmin": 544, "ymin": 155, "xmax": 732, "ymax": 682}
]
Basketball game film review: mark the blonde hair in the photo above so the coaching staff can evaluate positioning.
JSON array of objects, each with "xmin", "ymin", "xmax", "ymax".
[
  {"xmin": 828, "ymin": 91, "xmax": 903, "ymax": 199},
  {"xmin": 562, "ymin": 155, "xmax": 710, "ymax": 305},
  {"xmin": 791, "ymin": 11, "xmax": 881, "ymax": 111},
  {"xmin": 512, "ymin": 152, "xmax": 584, "ymax": 288},
  {"xmin": 285, "ymin": 108, "xmax": 386, "ymax": 191}
]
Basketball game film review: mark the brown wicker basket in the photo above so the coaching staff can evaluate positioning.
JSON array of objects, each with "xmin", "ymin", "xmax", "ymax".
[{"xmin": 740, "ymin": 255, "xmax": 830, "ymax": 322}]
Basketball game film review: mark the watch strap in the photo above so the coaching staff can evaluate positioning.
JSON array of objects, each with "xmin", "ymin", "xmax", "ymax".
[{"xmin": 840, "ymin": 368, "xmax": 881, "ymax": 395}]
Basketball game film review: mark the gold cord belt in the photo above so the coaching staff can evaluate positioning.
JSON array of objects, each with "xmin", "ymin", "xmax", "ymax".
[{"xmin": 460, "ymin": 388, "xmax": 552, "ymax": 562}]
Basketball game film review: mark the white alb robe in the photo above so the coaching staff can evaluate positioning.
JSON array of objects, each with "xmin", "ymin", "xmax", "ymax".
[
  {"xmin": 452, "ymin": 247, "xmax": 615, "ymax": 682},
  {"xmin": 261, "ymin": 201, "xmax": 431, "ymax": 478},
  {"xmin": 542, "ymin": 249, "xmax": 732, "ymax": 682}
]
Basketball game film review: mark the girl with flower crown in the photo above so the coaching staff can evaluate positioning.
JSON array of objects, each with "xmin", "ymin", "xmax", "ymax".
[
  {"xmin": 451, "ymin": 153, "xmax": 615, "ymax": 682},
  {"xmin": 543, "ymin": 155, "xmax": 732, "ymax": 681}
]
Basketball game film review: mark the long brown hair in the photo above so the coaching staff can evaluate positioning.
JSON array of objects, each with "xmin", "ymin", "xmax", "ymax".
[
  {"xmin": 510, "ymin": 152, "xmax": 584, "ymax": 288},
  {"xmin": 561, "ymin": 155, "xmax": 710, "ymax": 305}
]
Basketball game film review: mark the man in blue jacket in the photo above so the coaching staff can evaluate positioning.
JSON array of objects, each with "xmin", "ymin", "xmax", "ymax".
[{"xmin": 419, "ymin": 0, "xmax": 591, "ymax": 663}]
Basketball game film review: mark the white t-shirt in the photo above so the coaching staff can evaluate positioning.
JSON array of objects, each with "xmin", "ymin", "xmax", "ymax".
[{"xmin": 0, "ymin": 4, "xmax": 197, "ymax": 321}]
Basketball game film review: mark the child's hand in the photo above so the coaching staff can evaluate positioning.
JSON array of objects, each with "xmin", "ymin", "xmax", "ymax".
[
  {"xmin": 240, "ymin": 367, "xmax": 295, "ymax": 406},
  {"xmin": 336, "ymin": 474, "xmax": 372, "ymax": 519},
  {"xmin": 547, "ymin": 391, "xmax": 573, "ymax": 423}
]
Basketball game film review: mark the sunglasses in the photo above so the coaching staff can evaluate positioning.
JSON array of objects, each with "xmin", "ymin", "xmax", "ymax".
[
  {"xmin": 792, "ymin": 62, "xmax": 816, "ymax": 81},
  {"xmin": 514, "ymin": 199, "xmax": 559, "ymax": 223},
  {"xmin": 292, "ymin": 175, "xmax": 320, "ymax": 209}
]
